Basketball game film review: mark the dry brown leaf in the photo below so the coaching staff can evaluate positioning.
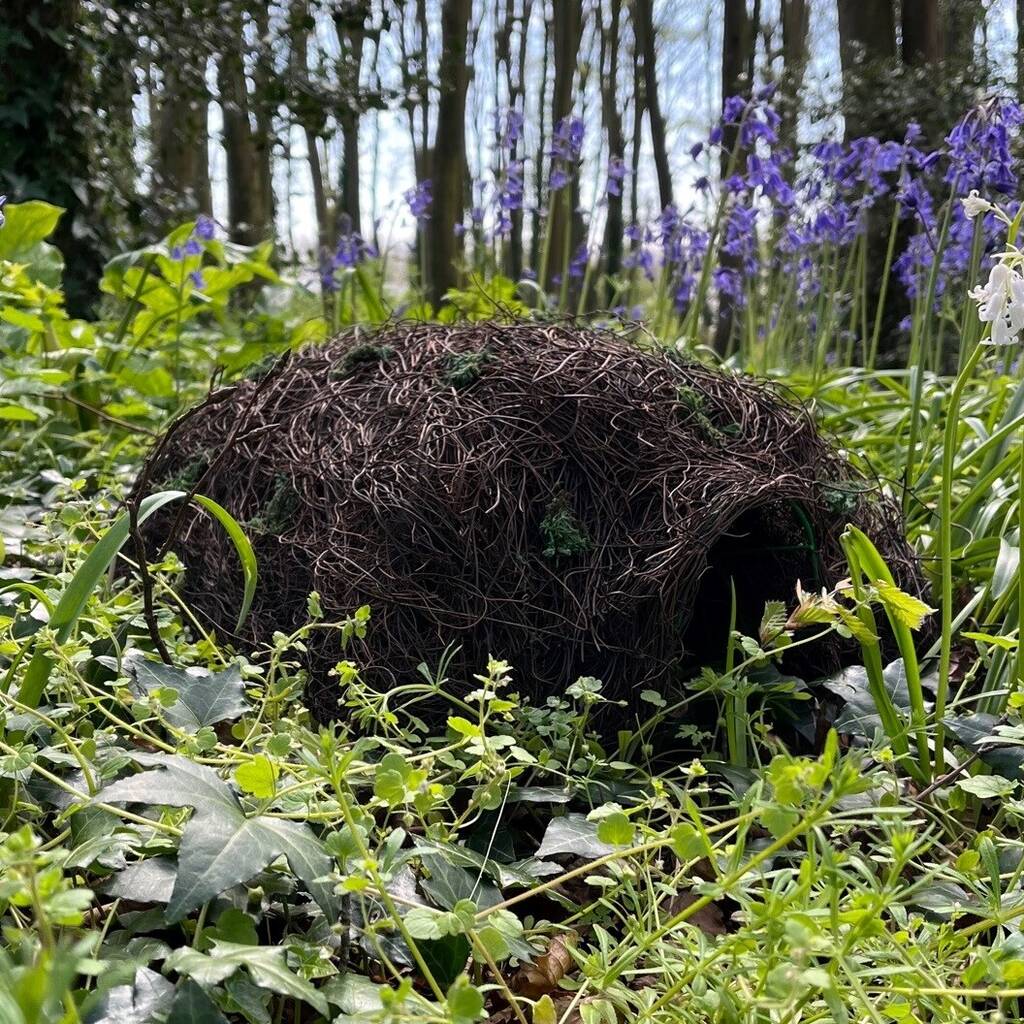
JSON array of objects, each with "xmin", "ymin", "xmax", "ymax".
[
  {"xmin": 512, "ymin": 931, "xmax": 578, "ymax": 999},
  {"xmin": 664, "ymin": 890, "xmax": 728, "ymax": 936}
]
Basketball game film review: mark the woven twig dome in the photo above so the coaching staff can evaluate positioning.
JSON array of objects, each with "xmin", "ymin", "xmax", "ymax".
[{"xmin": 139, "ymin": 322, "xmax": 926, "ymax": 721}]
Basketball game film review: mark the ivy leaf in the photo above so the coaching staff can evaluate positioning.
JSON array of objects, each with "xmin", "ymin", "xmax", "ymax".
[
  {"xmin": 101, "ymin": 857, "xmax": 177, "ymax": 904},
  {"xmin": 126, "ymin": 656, "xmax": 249, "ymax": 733},
  {"xmin": 536, "ymin": 814, "xmax": 616, "ymax": 861},
  {"xmin": 95, "ymin": 754, "xmax": 336, "ymax": 922},
  {"xmin": 956, "ymin": 775, "xmax": 1017, "ymax": 800},
  {"xmin": 165, "ymin": 941, "xmax": 328, "ymax": 1017},
  {"xmin": 167, "ymin": 980, "xmax": 230, "ymax": 1024},
  {"xmin": 83, "ymin": 967, "xmax": 173, "ymax": 1024}
]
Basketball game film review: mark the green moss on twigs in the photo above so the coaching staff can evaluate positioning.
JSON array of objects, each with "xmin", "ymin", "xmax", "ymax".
[
  {"xmin": 443, "ymin": 349, "xmax": 494, "ymax": 387},
  {"xmin": 334, "ymin": 343, "xmax": 395, "ymax": 378},
  {"xmin": 244, "ymin": 474, "xmax": 299, "ymax": 536}
]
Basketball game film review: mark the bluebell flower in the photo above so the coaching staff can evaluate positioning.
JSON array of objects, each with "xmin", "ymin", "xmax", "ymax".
[
  {"xmin": 184, "ymin": 238, "xmax": 202, "ymax": 256},
  {"xmin": 170, "ymin": 245, "xmax": 184, "ymax": 261},
  {"xmin": 606, "ymin": 156, "xmax": 626, "ymax": 197},
  {"xmin": 569, "ymin": 242, "xmax": 589, "ymax": 279},
  {"xmin": 195, "ymin": 214, "xmax": 215, "ymax": 240},
  {"xmin": 405, "ymin": 180, "xmax": 433, "ymax": 220},
  {"xmin": 722, "ymin": 95, "xmax": 747, "ymax": 123},
  {"xmin": 189, "ymin": 270, "xmax": 205, "ymax": 289}
]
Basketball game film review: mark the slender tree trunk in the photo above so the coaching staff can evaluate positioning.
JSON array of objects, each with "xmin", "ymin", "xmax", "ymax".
[
  {"xmin": 544, "ymin": 0, "xmax": 582, "ymax": 291},
  {"xmin": 601, "ymin": 0, "xmax": 625, "ymax": 288},
  {"xmin": 498, "ymin": 0, "xmax": 529, "ymax": 279},
  {"xmin": 720, "ymin": 0, "xmax": 751, "ymax": 169},
  {"xmin": 632, "ymin": 0, "xmax": 672, "ymax": 211},
  {"xmin": 779, "ymin": 0, "xmax": 809, "ymax": 159},
  {"xmin": 902, "ymin": 0, "xmax": 942, "ymax": 65},
  {"xmin": 836, "ymin": 0, "xmax": 897, "ymax": 140},
  {"xmin": 218, "ymin": 9, "xmax": 271, "ymax": 245},
  {"xmin": 334, "ymin": 1, "xmax": 369, "ymax": 235},
  {"xmin": 155, "ymin": 59, "xmax": 211, "ymax": 217},
  {"xmin": 1018, "ymin": 0, "xmax": 1024, "ymax": 97},
  {"xmin": 714, "ymin": 0, "xmax": 753, "ymax": 354},
  {"xmin": 252, "ymin": 0, "xmax": 276, "ymax": 238},
  {"xmin": 945, "ymin": 0, "xmax": 981, "ymax": 72},
  {"xmin": 290, "ymin": 0, "xmax": 332, "ymax": 252},
  {"xmin": 629, "ymin": 24, "xmax": 643, "ymax": 234},
  {"xmin": 530, "ymin": 9, "xmax": 550, "ymax": 273},
  {"xmin": 427, "ymin": 0, "xmax": 472, "ymax": 306}
]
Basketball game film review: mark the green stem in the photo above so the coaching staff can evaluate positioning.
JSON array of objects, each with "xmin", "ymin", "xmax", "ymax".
[{"xmin": 936, "ymin": 340, "xmax": 987, "ymax": 774}]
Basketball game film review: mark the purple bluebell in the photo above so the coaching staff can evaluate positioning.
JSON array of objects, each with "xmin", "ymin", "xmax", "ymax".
[
  {"xmin": 405, "ymin": 180, "xmax": 433, "ymax": 220},
  {"xmin": 607, "ymin": 156, "xmax": 626, "ymax": 197},
  {"xmin": 194, "ymin": 214, "xmax": 215, "ymax": 240}
]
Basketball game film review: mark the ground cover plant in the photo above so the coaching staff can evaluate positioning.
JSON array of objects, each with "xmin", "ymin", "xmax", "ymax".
[{"xmin": 3, "ymin": 91, "xmax": 1024, "ymax": 1024}]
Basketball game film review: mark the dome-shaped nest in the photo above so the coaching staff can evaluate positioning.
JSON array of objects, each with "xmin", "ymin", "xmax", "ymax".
[{"xmin": 138, "ymin": 322, "xmax": 926, "ymax": 722}]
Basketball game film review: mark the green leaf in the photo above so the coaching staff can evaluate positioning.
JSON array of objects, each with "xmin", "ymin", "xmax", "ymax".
[
  {"xmin": 404, "ymin": 906, "xmax": 451, "ymax": 940},
  {"xmin": 14, "ymin": 490, "xmax": 256, "ymax": 714},
  {"xmin": 419, "ymin": 852, "xmax": 501, "ymax": 910},
  {"xmin": 534, "ymin": 995, "xmax": 558, "ymax": 1024},
  {"xmin": 956, "ymin": 775, "xmax": 1017, "ymax": 800},
  {"xmin": 0, "ymin": 201, "xmax": 63, "ymax": 259},
  {"xmin": 167, "ymin": 980, "xmax": 230, "ymax": 1024},
  {"xmin": 83, "ymin": 967, "xmax": 173, "ymax": 1024},
  {"xmin": 126, "ymin": 655, "xmax": 249, "ymax": 732},
  {"xmin": 234, "ymin": 756, "xmax": 278, "ymax": 800},
  {"xmin": 872, "ymin": 580, "xmax": 935, "ymax": 631},
  {"xmin": 166, "ymin": 941, "xmax": 327, "ymax": 1016},
  {"xmin": 446, "ymin": 975, "xmax": 484, "ymax": 1024},
  {"xmin": 419, "ymin": 934, "xmax": 472, "ymax": 989},
  {"xmin": 95, "ymin": 754, "xmax": 336, "ymax": 922},
  {"xmin": 595, "ymin": 812, "xmax": 634, "ymax": 847},
  {"xmin": 1, "ymin": 306, "xmax": 46, "ymax": 333},
  {"xmin": 101, "ymin": 857, "xmax": 177, "ymax": 905},
  {"xmin": 536, "ymin": 814, "xmax": 617, "ymax": 861}
]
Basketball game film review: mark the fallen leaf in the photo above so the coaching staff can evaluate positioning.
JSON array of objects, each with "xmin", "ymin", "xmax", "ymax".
[
  {"xmin": 512, "ymin": 932, "xmax": 577, "ymax": 999},
  {"xmin": 664, "ymin": 890, "xmax": 728, "ymax": 936}
]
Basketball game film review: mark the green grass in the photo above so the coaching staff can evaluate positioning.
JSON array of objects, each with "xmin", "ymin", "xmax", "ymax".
[{"xmin": 1, "ymin": 203, "xmax": 1024, "ymax": 1023}]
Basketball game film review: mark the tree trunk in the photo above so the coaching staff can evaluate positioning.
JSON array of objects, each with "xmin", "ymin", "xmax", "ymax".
[
  {"xmin": 289, "ymin": 0, "xmax": 332, "ymax": 253},
  {"xmin": 333, "ymin": 1, "xmax": 369, "ymax": 235},
  {"xmin": 720, "ymin": 0, "xmax": 751, "ymax": 169},
  {"xmin": 0, "ymin": 0, "xmax": 104, "ymax": 315},
  {"xmin": 1019, "ymin": 0, "xmax": 1024, "ymax": 97},
  {"xmin": 836, "ymin": 0, "xmax": 897, "ymax": 140},
  {"xmin": 252, "ymin": 0, "xmax": 277, "ymax": 240},
  {"xmin": 544, "ymin": 0, "xmax": 582, "ymax": 291},
  {"xmin": 218, "ymin": 9, "xmax": 272, "ymax": 245},
  {"xmin": 155, "ymin": 59, "xmax": 211, "ymax": 217},
  {"xmin": 633, "ymin": 0, "xmax": 673, "ymax": 211},
  {"xmin": 427, "ymin": 0, "xmax": 472, "ymax": 307},
  {"xmin": 601, "ymin": 0, "xmax": 625, "ymax": 287},
  {"xmin": 902, "ymin": 0, "xmax": 941, "ymax": 65},
  {"xmin": 945, "ymin": 0, "xmax": 980, "ymax": 72},
  {"xmin": 530, "ymin": 10, "xmax": 550, "ymax": 273},
  {"xmin": 714, "ymin": 0, "xmax": 753, "ymax": 354},
  {"xmin": 779, "ymin": 0, "xmax": 809, "ymax": 159},
  {"xmin": 498, "ymin": 0, "xmax": 529, "ymax": 280}
]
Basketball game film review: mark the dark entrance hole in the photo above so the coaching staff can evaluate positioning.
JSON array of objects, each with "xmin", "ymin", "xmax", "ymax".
[{"xmin": 680, "ymin": 502, "xmax": 823, "ymax": 675}]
